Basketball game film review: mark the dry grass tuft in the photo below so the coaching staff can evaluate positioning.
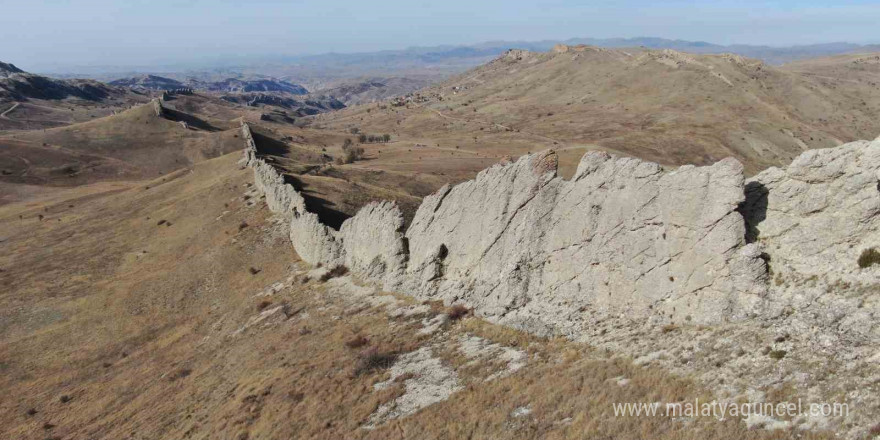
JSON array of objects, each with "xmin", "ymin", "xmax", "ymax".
[
  {"xmin": 447, "ymin": 304, "xmax": 470, "ymax": 321},
  {"xmin": 168, "ymin": 367, "xmax": 192, "ymax": 382},
  {"xmin": 353, "ymin": 346, "xmax": 397, "ymax": 376},
  {"xmin": 857, "ymin": 248, "xmax": 880, "ymax": 268},
  {"xmin": 661, "ymin": 324, "xmax": 679, "ymax": 334},
  {"xmin": 344, "ymin": 335, "xmax": 370, "ymax": 349},
  {"xmin": 769, "ymin": 350, "xmax": 788, "ymax": 360},
  {"xmin": 256, "ymin": 300, "xmax": 272, "ymax": 311}
]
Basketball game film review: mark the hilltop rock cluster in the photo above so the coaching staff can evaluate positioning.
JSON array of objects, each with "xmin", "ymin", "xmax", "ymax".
[{"xmin": 244, "ymin": 123, "xmax": 879, "ymax": 337}]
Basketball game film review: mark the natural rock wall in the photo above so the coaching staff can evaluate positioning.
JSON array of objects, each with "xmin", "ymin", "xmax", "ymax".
[
  {"xmin": 742, "ymin": 140, "xmax": 880, "ymax": 284},
  {"xmin": 396, "ymin": 151, "xmax": 766, "ymax": 332},
  {"xmin": 339, "ymin": 201, "xmax": 409, "ymax": 288},
  {"xmin": 151, "ymin": 98, "xmax": 164, "ymax": 117},
  {"xmin": 241, "ymin": 122, "xmax": 879, "ymax": 335}
]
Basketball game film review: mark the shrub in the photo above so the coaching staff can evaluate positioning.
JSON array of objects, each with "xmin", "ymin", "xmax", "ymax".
[
  {"xmin": 857, "ymin": 248, "xmax": 880, "ymax": 268},
  {"xmin": 447, "ymin": 304, "xmax": 470, "ymax": 321},
  {"xmin": 249, "ymin": 267, "xmax": 261, "ymax": 275},
  {"xmin": 345, "ymin": 335, "xmax": 369, "ymax": 349},
  {"xmin": 340, "ymin": 147, "xmax": 364, "ymax": 164},
  {"xmin": 353, "ymin": 346, "xmax": 397, "ymax": 376},
  {"xmin": 661, "ymin": 324, "xmax": 678, "ymax": 334},
  {"xmin": 769, "ymin": 350, "xmax": 787, "ymax": 360},
  {"xmin": 319, "ymin": 265, "xmax": 349, "ymax": 282},
  {"xmin": 358, "ymin": 134, "xmax": 367, "ymax": 143},
  {"xmin": 349, "ymin": 127, "xmax": 359, "ymax": 134},
  {"xmin": 168, "ymin": 367, "xmax": 192, "ymax": 381},
  {"xmin": 256, "ymin": 300, "xmax": 272, "ymax": 311},
  {"xmin": 382, "ymin": 133, "xmax": 391, "ymax": 142}
]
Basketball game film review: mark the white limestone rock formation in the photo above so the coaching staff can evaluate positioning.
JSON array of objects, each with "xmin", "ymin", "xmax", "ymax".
[
  {"xmin": 151, "ymin": 98, "xmax": 163, "ymax": 117},
  {"xmin": 243, "ymin": 125, "xmax": 879, "ymax": 338},
  {"xmin": 399, "ymin": 150, "xmax": 766, "ymax": 331},
  {"xmin": 742, "ymin": 139, "xmax": 880, "ymax": 284},
  {"xmin": 289, "ymin": 209, "xmax": 344, "ymax": 267},
  {"xmin": 339, "ymin": 201, "xmax": 409, "ymax": 289}
]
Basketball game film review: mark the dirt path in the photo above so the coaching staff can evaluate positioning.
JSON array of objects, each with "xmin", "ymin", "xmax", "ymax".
[{"xmin": 1, "ymin": 102, "xmax": 20, "ymax": 120}]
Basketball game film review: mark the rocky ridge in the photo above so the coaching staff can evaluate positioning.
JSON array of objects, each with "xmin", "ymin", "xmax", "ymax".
[
  {"xmin": 244, "ymin": 125, "xmax": 878, "ymax": 331},
  {"xmin": 243, "ymin": 126, "xmax": 880, "ymax": 436}
]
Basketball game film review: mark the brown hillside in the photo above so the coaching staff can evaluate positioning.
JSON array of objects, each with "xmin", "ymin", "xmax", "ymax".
[
  {"xmin": 314, "ymin": 46, "xmax": 880, "ymax": 176},
  {"xmin": 0, "ymin": 100, "xmax": 244, "ymax": 193}
]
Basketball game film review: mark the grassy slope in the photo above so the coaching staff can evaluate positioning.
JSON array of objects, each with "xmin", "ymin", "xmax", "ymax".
[{"xmin": 0, "ymin": 100, "xmax": 244, "ymax": 190}]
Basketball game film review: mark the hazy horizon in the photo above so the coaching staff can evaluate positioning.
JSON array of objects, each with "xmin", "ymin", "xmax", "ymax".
[{"xmin": 3, "ymin": 0, "xmax": 880, "ymax": 73}]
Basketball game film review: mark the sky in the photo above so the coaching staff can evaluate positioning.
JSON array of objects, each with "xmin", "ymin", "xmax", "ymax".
[{"xmin": 2, "ymin": 0, "xmax": 879, "ymax": 72}]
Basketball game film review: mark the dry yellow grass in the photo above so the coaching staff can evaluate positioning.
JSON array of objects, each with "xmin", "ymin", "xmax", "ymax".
[{"xmin": 0, "ymin": 98, "xmax": 244, "ymax": 193}]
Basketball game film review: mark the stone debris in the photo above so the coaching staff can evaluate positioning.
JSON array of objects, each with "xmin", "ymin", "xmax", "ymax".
[
  {"xmin": 511, "ymin": 405, "xmax": 532, "ymax": 418},
  {"xmin": 418, "ymin": 313, "xmax": 450, "ymax": 335},
  {"xmin": 368, "ymin": 347, "xmax": 462, "ymax": 426},
  {"xmin": 457, "ymin": 334, "xmax": 527, "ymax": 380},
  {"xmin": 231, "ymin": 305, "xmax": 286, "ymax": 336}
]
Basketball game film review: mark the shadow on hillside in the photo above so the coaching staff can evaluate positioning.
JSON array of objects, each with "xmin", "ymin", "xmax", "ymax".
[
  {"xmin": 251, "ymin": 131, "xmax": 291, "ymax": 156},
  {"xmin": 284, "ymin": 174, "xmax": 352, "ymax": 230},
  {"xmin": 162, "ymin": 108, "xmax": 220, "ymax": 132}
]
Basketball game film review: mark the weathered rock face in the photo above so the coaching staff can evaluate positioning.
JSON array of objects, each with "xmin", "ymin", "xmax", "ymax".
[
  {"xmin": 243, "ymin": 122, "xmax": 879, "ymax": 336},
  {"xmin": 339, "ymin": 201, "xmax": 409, "ymax": 289},
  {"xmin": 742, "ymin": 139, "xmax": 880, "ymax": 284},
  {"xmin": 151, "ymin": 98, "xmax": 164, "ymax": 117},
  {"xmin": 397, "ymin": 150, "xmax": 765, "ymax": 332},
  {"xmin": 289, "ymin": 209, "xmax": 344, "ymax": 267}
]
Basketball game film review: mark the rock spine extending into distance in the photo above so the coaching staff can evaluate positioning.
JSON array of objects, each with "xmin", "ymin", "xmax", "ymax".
[
  {"xmin": 151, "ymin": 98, "xmax": 164, "ymax": 117},
  {"xmin": 242, "ymin": 121, "xmax": 880, "ymax": 336}
]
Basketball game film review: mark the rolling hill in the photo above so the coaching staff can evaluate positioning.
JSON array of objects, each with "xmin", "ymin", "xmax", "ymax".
[
  {"xmin": 0, "ymin": 61, "xmax": 150, "ymax": 130},
  {"xmin": 0, "ymin": 98, "xmax": 244, "ymax": 197},
  {"xmin": 314, "ymin": 45, "xmax": 880, "ymax": 176},
  {"xmin": 317, "ymin": 77, "xmax": 433, "ymax": 105},
  {"xmin": 108, "ymin": 74, "xmax": 185, "ymax": 90},
  {"xmin": 191, "ymin": 77, "xmax": 309, "ymax": 94},
  {"xmin": 1, "ymin": 61, "xmax": 120, "ymax": 103}
]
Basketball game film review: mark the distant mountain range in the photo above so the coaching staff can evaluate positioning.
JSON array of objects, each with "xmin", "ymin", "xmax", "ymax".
[
  {"xmin": 109, "ymin": 74, "xmax": 309, "ymax": 94},
  {"xmin": 37, "ymin": 37, "xmax": 880, "ymax": 83}
]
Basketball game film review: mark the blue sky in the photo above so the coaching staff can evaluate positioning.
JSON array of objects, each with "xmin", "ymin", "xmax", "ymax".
[{"xmin": 2, "ymin": 0, "xmax": 879, "ymax": 72}]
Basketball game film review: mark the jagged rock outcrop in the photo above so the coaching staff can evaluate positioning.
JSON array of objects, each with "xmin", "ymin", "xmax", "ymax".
[
  {"xmin": 741, "ymin": 139, "xmax": 880, "ymax": 285},
  {"xmin": 339, "ymin": 201, "xmax": 409, "ymax": 287},
  {"xmin": 151, "ymin": 99, "xmax": 164, "ymax": 117},
  {"xmin": 242, "ymin": 123, "xmax": 879, "ymax": 335},
  {"xmin": 397, "ymin": 150, "xmax": 765, "ymax": 332}
]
